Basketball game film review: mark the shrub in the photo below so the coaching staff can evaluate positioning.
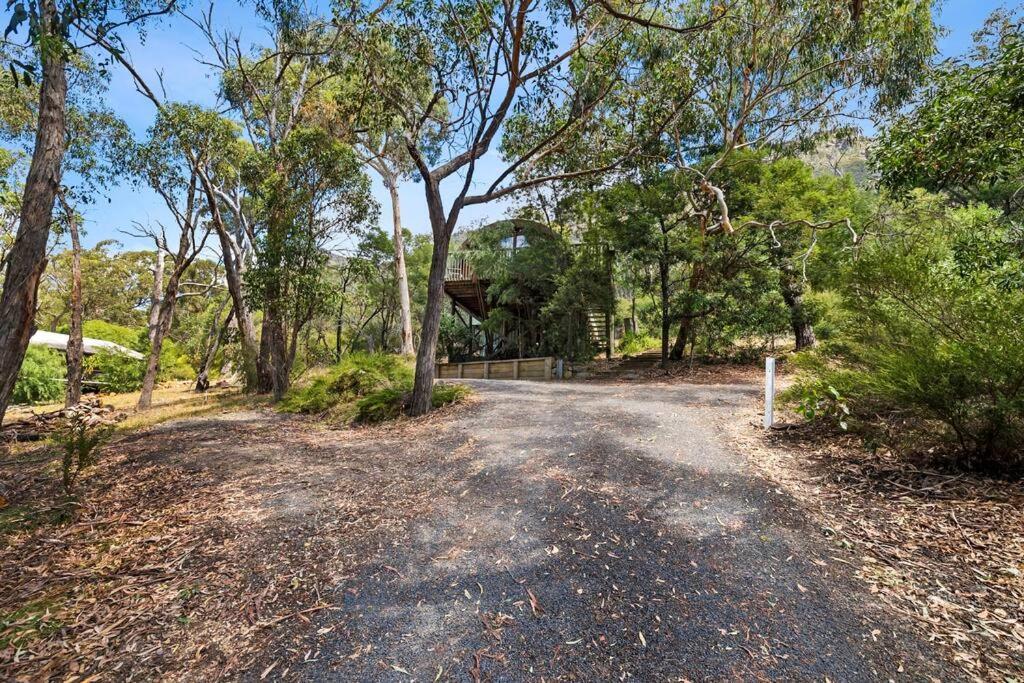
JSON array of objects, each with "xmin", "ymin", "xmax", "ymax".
[
  {"xmin": 354, "ymin": 383, "xmax": 471, "ymax": 424},
  {"xmin": 616, "ymin": 332, "xmax": 658, "ymax": 356},
  {"xmin": 282, "ymin": 353, "xmax": 471, "ymax": 424},
  {"xmin": 280, "ymin": 352, "xmax": 414, "ymax": 416},
  {"xmin": 786, "ymin": 202, "xmax": 1024, "ymax": 475},
  {"xmin": 81, "ymin": 320, "xmax": 142, "ymax": 350},
  {"xmin": 84, "ymin": 350, "xmax": 144, "ymax": 393},
  {"xmin": 157, "ymin": 338, "xmax": 195, "ymax": 382},
  {"xmin": 52, "ymin": 403, "xmax": 115, "ymax": 499},
  {"xmin": 12, "ymin": 347, "xmax": 66, "ymax": 405},
  {"xmin": 80, "ymin": 320, "xmax": 194, "ymax": 389}
]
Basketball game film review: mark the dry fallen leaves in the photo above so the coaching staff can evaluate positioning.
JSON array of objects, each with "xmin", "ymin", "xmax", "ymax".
[{"xmin": 743, "ymin": 421, "xmax": 1024, "ymax": 682}]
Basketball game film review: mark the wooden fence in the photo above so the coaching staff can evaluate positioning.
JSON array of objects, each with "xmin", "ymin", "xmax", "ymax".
[{"xmin": 436, "ymin": 356, "xmax": 569, "ymax": 381}]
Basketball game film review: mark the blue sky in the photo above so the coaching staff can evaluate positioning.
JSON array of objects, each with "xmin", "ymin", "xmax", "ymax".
[{"xmin": 71, "ymin": 0, "xmax": 1008, "ymax": 251}]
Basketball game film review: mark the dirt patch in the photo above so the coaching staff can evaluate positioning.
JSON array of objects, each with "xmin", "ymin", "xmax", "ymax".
[
  {"xmin": 737, "ymin": 421, "xmax": 1024, "ymax": 681},
  {"xmin": 580, "ymin": 357, "xmax": 776, "ymax": 385},
  {"xmin": 0, "ymin": 403, "xmax": 474, "ymax": 681}
]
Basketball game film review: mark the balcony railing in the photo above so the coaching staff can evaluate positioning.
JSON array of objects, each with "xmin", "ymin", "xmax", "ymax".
[
  {"xmin": 444, "ymin": 242, "xmax": 607, "ymax": 282},
  {"xmin": 445, "ymin": 252, "xmax": 476, "ymax": 281}
]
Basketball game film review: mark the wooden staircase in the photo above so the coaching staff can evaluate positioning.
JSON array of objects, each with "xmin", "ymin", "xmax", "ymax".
[{"xmin": 587, "ymin": 310, "xmax": 609, "ymax": 354}]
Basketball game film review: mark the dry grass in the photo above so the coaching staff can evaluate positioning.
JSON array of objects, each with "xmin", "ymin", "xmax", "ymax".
[{"xmin": 0, "ymin": 396, "xmax": 473, "ymax": 681}]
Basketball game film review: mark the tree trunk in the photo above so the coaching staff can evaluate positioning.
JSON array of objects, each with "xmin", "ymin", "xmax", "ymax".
[
  {"xmin": 670, "ymin": 266, "xmax": 703, "ymax": 360},
  {"xmin": 195, "ymin": 298, "xmax": 232, "ymax": 392},
  {"xmin": 659, "ymin": 251, "xmax": 670, "ymax": 368},
  {"xmin": 387, "ymin": 182, "xmax": 416, "ymax": 356},
  {"xmin": 0, "ymin": 12, "xmax": 67, "ymax": 427},
  {"xmin": 270, "ymin": 312, "xmax": 289, "ymax": 401},
  {"xmin": 779, "ymin": 264, "xmax": 817, "ymax": 350},
  {"xmin": 64, "ymin": 206, "xmax": 83, "ymax": 407},
  {"xmin": 335, "ymin": 297, "xmax": 345, "ymax": 362},
  {"xmin": 138, "ymin": 274, "xmax": 180, "ymax": 409},
  {"xmin": 630, "ymin": 292, "xmax": 637, "ymax": 336},
  {"xmin": 200, "ymin": 176, "xmax": 260, "ymax": 390},
  {"xmin": 148, "ymin": 248, "xmax": 164, "ymax": 345},
  {"xmin": 409, "ymin": 184, "xmax": 451, "ymax": 416}
]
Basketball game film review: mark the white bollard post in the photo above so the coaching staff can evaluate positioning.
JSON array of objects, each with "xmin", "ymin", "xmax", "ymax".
[{"xmin": 764, "ymin": 356, "xmax": 776, "ymax": 429}]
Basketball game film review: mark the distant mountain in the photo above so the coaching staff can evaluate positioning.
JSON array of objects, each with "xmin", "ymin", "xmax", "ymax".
[{"xmin": 801, "ymin": 137, "xmax": 873, "ymax": 187}]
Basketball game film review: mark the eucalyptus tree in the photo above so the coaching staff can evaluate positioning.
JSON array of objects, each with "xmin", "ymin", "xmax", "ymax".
[
  {"xmin": 355, "ymin": 129, "xmax": 417, "ymax": 356},
  {"xmin": 873, "ymin": 10, "xmax": 1023, "ymax": 215},
  {"xmin": 243, "ymin": 127, "xmax": 375, "ymax": 396},
  {"xmin": 0, "ymin": 0, "xmax": 175, "ymax": 426},
  {"xmin": 120, "ymin": 104, "xmax": 227, "ymax": 409},
  {"xmin": 594, "ymin": 173, "xmax": 691, "ymax": 365},
  {"xmin": 193, "ymin": 1, "xmax": 375, "ymax": 398},
  {"xmin": 592, "ymin": 0, "xmax": 938, "ymax": 356},
  {"xmin": 360, "ymin": 0, "xmax": 719, "ymax": 414}
]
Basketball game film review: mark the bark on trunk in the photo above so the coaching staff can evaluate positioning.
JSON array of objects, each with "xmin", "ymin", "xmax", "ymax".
[
  {"xmin": 335, "ymin": 297, "xmax": 344, "ymax": 362},
  {"xmin": 0, "ymin": 13, "xmax": 67, "ymax": 427},
  {"xmin": 659, "ymin": 251, "xmax": 670, "ymax": 368},
  {"xmin": 199, "ymin": 176, "xmax": 260, "ymax": 389},
  {"xmin": 148, "ymin": 249, "xmax": 165, "ymax": 346},
  {"xmin": 64, "ymin": 207, "xmax": 83, "ymax": 407},
  {"xmin": 779, "ymin": 265, "xmax": 817, "ymax": 350},
  {"xmin": 409, "ymin": 183, "xmax": 451, "ymax": 416},
  {"xmin": 408, "ymin": 235, "xmax": 449, "ymax": 415},
  {"xmin": 670, "ymin": 267, "xmax": 703, "ymax": 360},
  {"xmin": 138, "ymin": 273, "xmax": 181, "ymax": 409},
  {"xmin": 387, "ymin": 182, "xmax": 415, "ymax": 356},
  {"xmin": 195, "ymin": 297, "xmax": 232, "ymax": 392}
]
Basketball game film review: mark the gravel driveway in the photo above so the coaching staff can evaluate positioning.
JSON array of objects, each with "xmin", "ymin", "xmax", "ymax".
[{"xmin": 305, "ymin": 379, "xmax": 951, "ymax": 681}]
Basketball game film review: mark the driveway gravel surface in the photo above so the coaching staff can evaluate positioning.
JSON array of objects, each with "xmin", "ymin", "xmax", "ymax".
[{"xmin": 303, "ymin": 380, "xmax": 951, "ymax": 681}]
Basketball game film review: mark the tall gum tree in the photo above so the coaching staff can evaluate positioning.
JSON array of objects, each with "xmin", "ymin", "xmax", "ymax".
[
  {"xmin": 355, "ymin": 129, "xmax": 417, "ymax": 356},
  {"xmin": 193, "ymin": 1, "xmax": 374, "ymax": 398},
  {"xmin": 564, "ymin": 0, "xmax": 938, "ymax": 356},
  {"xmin": 359, "ymin": 0, "xmax": 718, "ymax": 415},
  {"xmin": 119, "ymin": 104, "xmax": 228, "ymax": 409},
  {"xmin": 0, "ymin": 0, "xmax": 175, "ymax": 427}
]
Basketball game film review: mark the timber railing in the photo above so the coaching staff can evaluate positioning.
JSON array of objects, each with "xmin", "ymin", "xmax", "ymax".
[
  {"xmin": 444, "ymin": 242, "xmax": 607, "ymax": 282},
  {"xmin": 444, "ymin": 252, "xmax": 475, "ymax": 281},
  {"xmin": 436, "ymin": 356, "xmax": 570, "ymax": 381}
]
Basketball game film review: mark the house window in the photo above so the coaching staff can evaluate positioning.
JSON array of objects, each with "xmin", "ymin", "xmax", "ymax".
[{"xmin": 500, "ymin": 235, "xmax": 528, "ymax": 249}]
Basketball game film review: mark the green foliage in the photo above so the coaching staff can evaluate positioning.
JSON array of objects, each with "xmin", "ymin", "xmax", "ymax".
[
  {"xmin": 281, "ymin": 352, "xmax": 469, "ymax": 423},
  {"xmin": 80, "ymin": 320, "xmax": 193, "ymax": 389},
  {"xmin": 81, "ymin": 320, "xmax": 141, "ymax": 349},
  {"xmin": 617, "ymin": 332, "xmax": 658, "ymax": 356},
  {"xmin": 787, "ymin": 200, "xmax": 1024, "ymax": 474},
  {"xmin": 79, "ymin": 322, "xmax": 145, "ymax": 392},
  {"xmin": 36, "ymin": 243, "xmax": 154, "ymax": 331},
  {"xmin": 12, "ymin": 347, "xmax": 65, "ymax": 405},
  {"xmin": 158, "ymin": 338, "xmax": 195, "ymax": 382},
  {"xmin": 783, "ymin": 368, "xmax": 850, "ymax": 431},
  {"xmin": 83, "ymin": 350, "xmax": 144, "ymax": 394},
  {"xmin": 354, "ymin": 383, "xmax": 471, "ymax": 424},
  {"xmin": 52, "ymin": 405, "xmax": 115, "ymax": 499},
  {"xmin": 279, "ymin": 352, "xmax": 413, "ymax": 416},
  {"xmin": 872, "ymin": 11, "xmax": 1023, "ymax": 212}
]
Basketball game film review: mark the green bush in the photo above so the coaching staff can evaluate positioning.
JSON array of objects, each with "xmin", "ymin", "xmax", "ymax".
[
  {"xmin": 282, "ymin": 352, "xmax": 470, "ymax": 424},
  {"xmin": 616, "ymin": 331, "xmax": 658, "ymax": 356},
  {"xmin": 354, "ymin": 383, "xmax": 472, "ymax": 424},
  {"xmin": 158, "ymin": 338, "xmax": 195, "ymax": 382},
  {"xmin": 84, "ymin": 350, "xmax": 145, "ymax": 393},
  {"xmin": 81, "ymin": 320, "xmax": 194, "ymax": 388},
  {"xmin": 786, "ymin": 201, "xmax": 1024, "ymax": 475},
  {"xmin": 280, "ymin": 352, "xmax": 414, "ymax": 416},
  {"xmin": 82, "ymin": 320, "xmax": 142, "ymax": 350},
  {"xmin": 12, "ymin": 347, "xmax": 66, "ymax": 405}
]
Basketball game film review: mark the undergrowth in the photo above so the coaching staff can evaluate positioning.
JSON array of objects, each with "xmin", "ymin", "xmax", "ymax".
[{"xmin": 280, "ymin": 352, "xmax": 470, "ymax": 423}]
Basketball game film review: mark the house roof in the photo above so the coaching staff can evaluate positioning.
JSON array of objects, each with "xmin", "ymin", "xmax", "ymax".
[{"xmin": 29, "ymin": 330, "xmax": 146, "ymax": 360}]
